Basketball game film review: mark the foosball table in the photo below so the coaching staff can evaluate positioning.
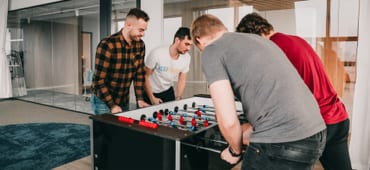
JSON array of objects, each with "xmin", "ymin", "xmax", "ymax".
[{"xmin": 90, "ymin": 96, "xmax": 245, "ymax": 170}]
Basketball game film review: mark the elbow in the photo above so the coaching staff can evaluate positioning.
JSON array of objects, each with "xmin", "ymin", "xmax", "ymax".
[{"xmin": 219, "ymin": 116, "xmax": 240, "ymax": 131}]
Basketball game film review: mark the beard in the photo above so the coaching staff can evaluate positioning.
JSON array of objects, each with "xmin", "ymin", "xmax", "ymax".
[
  {"xmin": 129, "ymin": 30, "xmax": 142, "ymax": 42},
  {"xmin": 177, "ymin": 49, "xmax": 187, "ymax": 54},
  {"xmin": 130, "ymin": 35, "xmax": 141, "ymax": 41}
]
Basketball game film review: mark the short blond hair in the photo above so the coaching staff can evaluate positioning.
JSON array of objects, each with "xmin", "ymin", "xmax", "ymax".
[{"xmin": 191, "ymin": 14, "xmax": 227, "ymax": 45}]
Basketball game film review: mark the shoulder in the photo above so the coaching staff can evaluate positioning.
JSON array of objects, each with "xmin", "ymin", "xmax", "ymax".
[
  {"xmin": 138, "ymin": 39, "xmax": 146, "ymax": 46},
  {"xmin": 219, "ymin": 32, "xmax": 261, "ymax": 46},
  {"xmin": 273, "ymin": 32, "xmax": 302, "ymax": 42},
  {"xmin": 98, "ymin": 32, "xmax": 121, "ymax": 49},
  {"xmin": 183, "ymin": 53, "xmax": 191, "ymax": 60},
  {"xmin": 178, "ymin": 53, "xmax": 191, "ymax": 64},
  {"xmin": 105, "ymin": 31, "xmax": 121, "ymax": 42}
]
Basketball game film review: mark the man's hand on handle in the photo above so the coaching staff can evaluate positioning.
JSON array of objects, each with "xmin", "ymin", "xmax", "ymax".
[
  {"xmin": 137, "ymin": 100, "xmax": 150, "ymax": 108},
  {"xmin": 111, "ymin": 105, "xmax": 122, "ymax": 114}
]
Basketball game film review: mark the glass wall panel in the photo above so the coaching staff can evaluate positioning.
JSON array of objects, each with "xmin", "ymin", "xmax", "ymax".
[
  {"xmin": 7, "ymin": 27, "xmax": 27, "ymax": 98},
  {"xmin": 7, "ymin": 0, "xmax": 100, "ymax": 114}
]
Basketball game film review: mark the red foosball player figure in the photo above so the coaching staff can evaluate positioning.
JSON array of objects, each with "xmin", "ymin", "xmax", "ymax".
[{"xmin": 179, "ymin": 116, "xmax": 185, "ymax": 125}]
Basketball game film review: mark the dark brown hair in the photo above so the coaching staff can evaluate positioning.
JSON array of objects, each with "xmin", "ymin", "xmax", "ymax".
[
  {"xmin": 173, "ymin": 27, "xmax": 191, "ymax": 43},
  {"xmin": 127, "ymin": 8, "xmax": 150, "ymax": 22},
  {"xmin": 236, "ymin": 12, "xmax": 273, "ymax": 36}
]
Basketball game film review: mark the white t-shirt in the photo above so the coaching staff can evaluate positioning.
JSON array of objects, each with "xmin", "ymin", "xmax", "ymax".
[{"xmin": 145, "ymin": 46, "xmax": 191, "ymax": 93}]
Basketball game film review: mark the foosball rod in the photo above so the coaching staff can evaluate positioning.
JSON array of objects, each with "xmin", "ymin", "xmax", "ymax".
[
  {"xmin": 149, "ymin": 110, "xmax": 215, "ymax": 123},
  {"xmin": 190, "ymin": 102, "xmax": 244, "ymax": 113},
  {"xmin": 198, "ymin": 137, "xmax": 228, "ymax": 145},
  {"xmin": 174, "ymin": 105, "xmax": 217, "ymax": 117},
  {"xmin": 181, "ymin": 142, "xmax": 222, "ymax": 154},
  {"xmin": 142, "ymin": 114, "xmax": 211, "ymax": 128}
]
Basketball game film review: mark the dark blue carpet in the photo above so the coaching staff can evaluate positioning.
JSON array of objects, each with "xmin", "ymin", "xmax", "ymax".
[{"xmin": 0, "ymin": 123, "xmax": 90, "ymax": 170}]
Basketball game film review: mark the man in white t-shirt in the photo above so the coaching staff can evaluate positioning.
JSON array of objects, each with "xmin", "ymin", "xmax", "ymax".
[{"xmin": 144, "ymin": 27, "xmax": 192, "ymax": 105}]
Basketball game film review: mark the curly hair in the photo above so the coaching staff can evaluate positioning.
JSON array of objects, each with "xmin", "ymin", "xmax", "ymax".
[{"xmin": 236, "ymin": 12, "xmax": 273, "ymax": 36}]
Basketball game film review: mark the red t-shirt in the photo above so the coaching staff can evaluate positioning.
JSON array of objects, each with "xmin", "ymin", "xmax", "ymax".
[{"xmin": 270, "ymin": 32, "xmax": 348, "ymax": 124}]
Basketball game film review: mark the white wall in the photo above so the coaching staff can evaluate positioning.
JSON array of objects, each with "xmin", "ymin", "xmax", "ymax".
[
  {"xmin": 264, "ymin": 10, "xmax": 297, "ymax": 35},
  {"xmin": 163, "ymin": 17, "xmax": 182, "ymax": 46},
  {"xmin": 295, "ymin": 0, "xmax": 326, "ymax": 37},
  {"xmin": 349, "ymin": 0, "xmax": 370, "ymax": 169},
  {"xmin": 141, "ymin": 0, "xmax": 164, "ymax": 54}
]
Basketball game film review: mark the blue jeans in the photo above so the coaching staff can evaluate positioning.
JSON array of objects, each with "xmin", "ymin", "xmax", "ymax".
[
  {"xmin": 241, "ymin": 129, "xmax": 326, "ymax": 170},
  {"xmin": 90, "ymin": 94, "xmax": 129, "ymax": 115}
]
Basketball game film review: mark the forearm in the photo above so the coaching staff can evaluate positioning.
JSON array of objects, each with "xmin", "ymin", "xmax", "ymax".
[
  {"xmin": 144, "ymin": 76, "xmax": 155, "ymax": 101},
  {"xmin": 176, "ymin": 73, "xmax": 187, "ymax": 99},
  {"xmin": 176, "ymin": 81, "xmax": 186, "ymax": 99},
  {"xmin": 218, "ymin": 113, "xmax": 242, "ymax": 153},
  {"xmin": 134, "ymin": 63, "xmax": 145, "ymax": 101},
  {"xmin": 135, "ymin": 80, "xmax": 150, "ymax": 107},
  {"xmin": 210, "ymin": 80, "xmax": 242, "ymax": 153}
]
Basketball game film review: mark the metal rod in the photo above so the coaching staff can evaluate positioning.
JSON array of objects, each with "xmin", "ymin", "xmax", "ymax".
[
  {"xmin": 181, "ymin": 142, "xmax": 222, "ymax": 154},
  {"xmin": 198, "ymin": 137, "xmax": 228, "ymax": 145}
]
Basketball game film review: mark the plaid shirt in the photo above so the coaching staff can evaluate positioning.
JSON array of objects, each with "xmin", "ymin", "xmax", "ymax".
[{"xmin": 92, "ymin": 30, "xmax": 145, "ymax": 108}]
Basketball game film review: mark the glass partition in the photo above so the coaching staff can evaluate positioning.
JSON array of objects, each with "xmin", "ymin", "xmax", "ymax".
[
  {"xmin": 6, "ymin": 0, "xmax": 359, "ymax": 116},
  {"xmin": 7, "ymin": 0, "xmax": 101, "ymax": 114}
]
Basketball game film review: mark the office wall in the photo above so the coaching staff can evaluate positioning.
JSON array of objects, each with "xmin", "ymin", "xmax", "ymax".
[
  {"xmin": 23, "ymin": 21, "xmax": 53, "ymax": 89},
  {"xmin": 23, "ymin": 19, "xmax": 79, "ymax": 94},
  {"xmin": 142, "ymin": 0, "xmax": 164, "ymax": 54}
]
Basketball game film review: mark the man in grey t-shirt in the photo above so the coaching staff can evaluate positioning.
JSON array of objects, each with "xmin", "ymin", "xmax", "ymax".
[{"xmin": 191, "ymin": 14, "xmax": 326, "ymax": 169}]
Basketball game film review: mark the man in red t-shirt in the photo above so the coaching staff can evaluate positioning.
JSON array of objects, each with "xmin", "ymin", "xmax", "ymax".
[{"xmin": 236, "ymin": 12, "xmax": 351, "ymax": 170}]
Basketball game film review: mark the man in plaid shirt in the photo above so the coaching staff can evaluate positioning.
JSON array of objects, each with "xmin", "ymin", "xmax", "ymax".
[{"xmin": 91, "ymin": 8, "xmax": 150, "ymax": 114}]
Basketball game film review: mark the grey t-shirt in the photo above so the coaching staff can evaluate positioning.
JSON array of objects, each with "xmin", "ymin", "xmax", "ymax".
[{"xmin": 202, "ymin": 32, "xmax": 325, "ymax": 143}]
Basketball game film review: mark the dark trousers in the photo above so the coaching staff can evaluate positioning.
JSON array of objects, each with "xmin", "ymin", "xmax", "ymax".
[
  {"xmin": 320, "ymin": 119, "xmax": 352, "ymax": 170},
  {"xmin": 241, "ymin": 129, "xmax": 327, "ymax": 170},
  {"xmin": 143, "ymin": 87, "xmax": 175, "ymax": 105}
]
